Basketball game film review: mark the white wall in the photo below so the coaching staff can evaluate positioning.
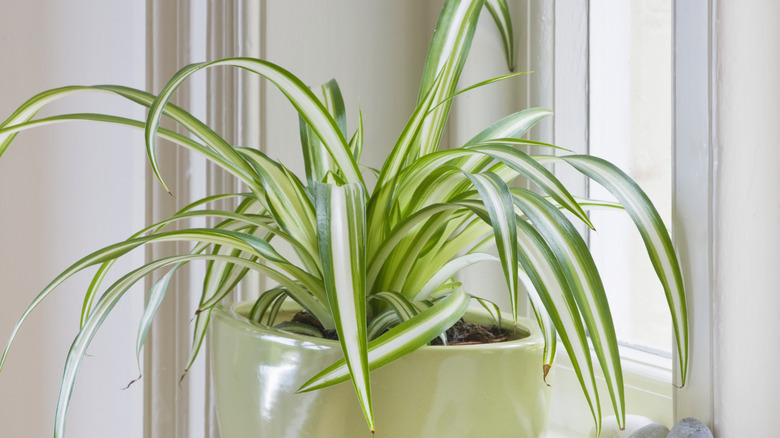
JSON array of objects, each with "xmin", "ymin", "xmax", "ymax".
[
  {"xmin": 711, "ymin": 1, "xmax": 780, "ymax": 435},
  {"xmin": 0, "ymin": 1, "xmax": 146, "ymax": 436},
  {"xmin": 674, "ymin": 1, "xmax": 780, "ymax": 435}
]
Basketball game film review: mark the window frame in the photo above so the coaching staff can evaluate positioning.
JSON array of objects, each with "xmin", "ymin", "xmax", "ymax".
[{"xmin": 535, "ymin": 0, "xmax": 695, "ymax": 434}]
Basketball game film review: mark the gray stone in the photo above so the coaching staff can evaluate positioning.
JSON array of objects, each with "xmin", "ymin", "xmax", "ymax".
[
  {"xmin": 668, "ymin": 417, "xmax": 714, "ymax": 438},
  {"xmin": 628, "ymin": 423, "xmax": 670, "ymax": 438}
]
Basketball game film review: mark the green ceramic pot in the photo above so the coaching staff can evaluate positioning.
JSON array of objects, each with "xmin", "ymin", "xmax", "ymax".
[{"xmin": 210, "ymin": 302, "xmax": 552, "ymax": 437}]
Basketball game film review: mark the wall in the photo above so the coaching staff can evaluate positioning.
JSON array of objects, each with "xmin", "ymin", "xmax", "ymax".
[
  {"xmin": 711, "ymin": 0, "xmax": 780, "ymax": 435},
  {"xmin": 0, "ymin": 0, "xmax": 146, "ymax": 436},
  {"xmin": 674, "ymin": 0, "xmax": 780, "ymax": 435}
]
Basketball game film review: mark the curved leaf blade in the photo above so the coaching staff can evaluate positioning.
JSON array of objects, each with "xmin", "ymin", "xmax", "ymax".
[
  {"xmin": 513, "ymin": 188, "xmax": 623, "ymax": 428},
  {"xmin": 146, "ymin": 58, "xmax": 363, "ymax": 191},
  {"xmin": 299, "ymin": 287, "xmax": 470, "ymax": 392},
  {"xmin": 560, "ymin": 155, "xmax": 689, "ymax": 385},
  {"xmin": 313, "ymin": 181, "xmax": 373, "ymax": 431}
]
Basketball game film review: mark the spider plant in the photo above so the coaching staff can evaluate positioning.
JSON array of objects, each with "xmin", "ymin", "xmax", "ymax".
[{"xmin": 0, "ymin": 0, "xmax": 688, "ymax": 436}]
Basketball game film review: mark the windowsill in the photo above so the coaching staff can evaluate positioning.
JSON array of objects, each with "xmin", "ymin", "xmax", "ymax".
[
  {"xmin": 546, "ymin": 344, "xmax": 673, "ymax": 434},
  {"xmin": 543, "ymin": 424, "xmax": 589, "ymax": 438}
]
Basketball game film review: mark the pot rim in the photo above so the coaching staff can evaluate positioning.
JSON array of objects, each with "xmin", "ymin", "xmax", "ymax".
[{"xmin": 213, "ymin": 300, "xmax": 544, "ymax": 352}]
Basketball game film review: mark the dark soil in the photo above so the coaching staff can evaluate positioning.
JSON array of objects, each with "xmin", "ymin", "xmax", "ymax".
[
  {"xmin": 291, "ymin": 311, "xmax": 339, "ymax": 340},
  {"xmin": 428, "ymin": 318, "xmax": 508, "ymax": 345},
  {"xmin": 290, "ymin": 312, "xmax": 508, "ymax": 345}
]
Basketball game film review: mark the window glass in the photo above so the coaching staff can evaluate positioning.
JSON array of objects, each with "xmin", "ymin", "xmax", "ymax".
[{"xmin": 589, "ymin": 0, "xmax": 672, "ymax": 355}]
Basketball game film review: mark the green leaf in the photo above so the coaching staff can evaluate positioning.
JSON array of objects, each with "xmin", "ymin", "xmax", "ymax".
[
  {"xmin": 416, "ymin": 0, "xmax": 485, "ymax": 156},
  {"xmin": 427, "ymin": 72, "xmax": 530, "ymax": 115},
  {"xmin": 516, "ymin": 266, "xmax": 556, "ymax": 379},
  {"xmin": 248, "ymin": 286, "xmax": 289, "ymax": 324},
  {"xmin": 273, "ymin": 321, "xmax": 324, "ymax": 338},
  {"xmin": 466, "ymin": 142, "xmax": 593, "ymax": 227},
  {"xmin": 349, "ymin": 107, "xmax": 364, "ymax": 162},
  {"xmin": 299, "ymin": 287, "xmax": 470, "ymax": 392},
  {"xmin": 460, "ymin": 172, "xmax": 519, "ymax": 320},
  {"xmin": 555, "ymin": 154, "xmax": 689, "ymax": 385},
  {"xmin": 313, "ymin": 181, "xmax": 373, "ymax": 431},
  {"xmin": 370, "ymin": 291, "xmax": 419, "ymax": 321},
  {"xmin": 466, "ymin": 107, "xmax": 552, "ymax": 146},
  {"xmin": 136, "ymin": 267, "xmax": 178, "ymax": 371},
  {"xmin": 0, "ymin": 229, "xmax": 324, "ymax": 374},
  {"xmin": 236, "ymin": 147, "xmax": 320, "ymax": 273},
  {"xmin": 485, "ymin": 0, "xmax": 515, "ymax": 71},
  {"xmin": 299, "ymin": 79, "xmax": 347, "ymax": 185},
  {"xmin": 50, "ymin": 253, "xmax": 313, "ymax": 438},
  {"xmin": 415, "ymin": 252, "xmax": 497, "ymax": 300},
  {"xmin": 146, "ymin": 58, "xmax": 363, "ymax": 192},
  {"xmin": 367, "ymin": 310, "xmax": 400, "ymax": 341},
  {"xmin": 513, "ymin": 188, "xmax": 623, "ymax": 429},
  {"xmin": 474, "ymin": 296, "xmax": 502, "ymax": 329}
]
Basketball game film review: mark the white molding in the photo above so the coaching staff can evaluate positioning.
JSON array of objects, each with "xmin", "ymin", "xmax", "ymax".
[
  {"xmin": 145, "ymin": 0, "xmax": 210, "ymax": 436},
  {"xmin": 671, "ymin": 0, "xmax": 715, "ymax": 427},
  {"xmin": 706, "ymin": 1, "xmax": 780, "ymax": 435}
]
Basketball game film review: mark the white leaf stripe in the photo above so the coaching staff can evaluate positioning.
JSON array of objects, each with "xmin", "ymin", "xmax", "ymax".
[
  {"xmin": 136, "ymin": 267, "xmax": 178, "ymax": 369},
  {"xmin": 484, "ymin": 0, "xmax": 514, "ymax": 71},
  {"xmin": 417, "ymin": 0, "xmax": 482, "ymax": 101},
  {"xmin": 466, "ymin": 108, "xmax": 552, "ymax": 145},
  {"xmin": 367, "ymin": 203, "xmax": 466, "ymax": 288},
  {"xmin": 248, "ymin": 286, "xmax": 288, "ymax": 324},
  {"xmin": 466, "ymin": 143, "xmax": 593, "ymax": 227},
  {"xmin": 561, "ymin": 155, "xmax": 689, "ymax": 384},
  {"xmin": 416, "ymin": 253, "xmax": 497, "ymax": 300},
  {"xmin": 367, "ymin": 310, "xmax": 400, "ymax": 340},
  {"xmin": 0, "ymin": 229, "xmax": 324, "ymax": 373},
  {"xmin": 146, "ymin": 58, "xmax": 363, "ymax": 191},
  {"xmin": 516, "ymin": 267, "xmax": 556, "ymax": 372},
  {"xmin": 366, "ymin": 68, "xmax": 449, "ymax": 255},
  {"xmin": 392, "ymin": 146, "xmax": 588, "ymax": 228},
  {"xmin": 237, "ymin": 147, "xmax": 320, "ymax": 272},
  {"xmin": 314, "ymin": 182, "xmax": 373, "ymax": 431},
  {"xmin": 461, "ymin": 172, "xmax": 519, "ymax": 320},
  {"xmin": 0, "ymin": 86, "xmax": 89, "ymax": 155},
  {"xmin": 427, "ymin": 72, "xmax": 530, "ymax": 115},
  {"xmin": 448, "ymin": 198, "xmax": 603, "ymax": 429},
  {"xmin": 512, "ymin": 188, "xmax": 623, "ymax": 428},
  {"xmin": 349, "ymin": 108, "xmax": 364, "ymax": 161},
  {"xmin": 51, "ymin": 253, "xmax": 313, "ymax": 437},
  {"xmin": 82, "ymin": 202, "xmax": 270, "ymax": 324},
  {"xmin": 0, "ymin": 113, "xmax": 253, "ymax": 186},
  {"xmin": 513, "ymin": 218, "xmax": 602, "ymax": 430},
  {"xmin": 371, "ymin": 291, "xmax": 418, "ymax": 321}
]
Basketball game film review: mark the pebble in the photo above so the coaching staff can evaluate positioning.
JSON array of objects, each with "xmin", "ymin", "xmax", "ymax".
[
  {"xmin": 668, "ymin": 417, "xmax": 714, "ymax": 438},
  {"xmin": 628, "ymin": 423, "xmax": 670, "ymax": 438},
  {"xmin": 589, "ymin": 415, "xmax": 654, "ymax": 438}
]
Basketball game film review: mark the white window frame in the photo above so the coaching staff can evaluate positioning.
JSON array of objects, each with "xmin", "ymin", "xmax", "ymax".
[
  {"xmin": 671, "ymin": 0, "xmax": 713, "ymax": 426},
  {"xmin": 535, "ymin": 1, "xmax": 689, "ymax": 435}
]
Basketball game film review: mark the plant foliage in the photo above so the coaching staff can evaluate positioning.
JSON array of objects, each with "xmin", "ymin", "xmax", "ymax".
[{"xmin": 0, "ymin": 0, "xmax": 688, "ymax": 436}]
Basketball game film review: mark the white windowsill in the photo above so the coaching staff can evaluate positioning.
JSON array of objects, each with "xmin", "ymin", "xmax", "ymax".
[
  {"xmin": 546, "ymin": 343, "xmax": 673, "ymax": 436},
  {"xmin": 543, "ymin": 424, "xmax": 589, "ymax": 438}
]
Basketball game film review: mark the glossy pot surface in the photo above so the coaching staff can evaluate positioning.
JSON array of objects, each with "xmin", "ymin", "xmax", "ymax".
[{"xmin": 210, "ymin": 302, "xmax": 552, "ymax": 437}]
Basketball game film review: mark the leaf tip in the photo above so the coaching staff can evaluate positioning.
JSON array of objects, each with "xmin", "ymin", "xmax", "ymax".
[
  {"xmin": 178, "ymin": 369, "xmax": 189, "ymax": 387},
  {"xmin": 122, "ymin": 374, "xmax": 142, "ymax": 390},
  {"xmin": 543, "ymin": 364, "xmax": 552, "ymax": 385}
]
